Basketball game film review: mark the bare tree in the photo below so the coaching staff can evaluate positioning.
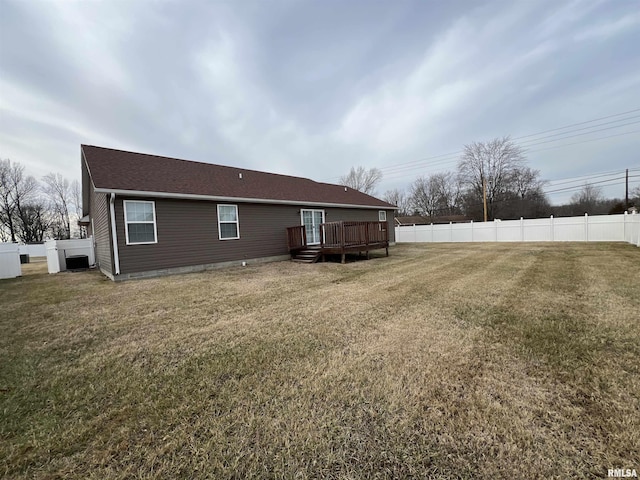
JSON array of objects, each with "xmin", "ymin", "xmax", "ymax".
[
  {"xmin": 382, "ymin": 188, "xmax": 409, "ymax": 216},
  {"xmin": 409, "ymin": 172, "xmax": 460, "ymax": 218},
  {"xmin": 506, "ymin": 166, "xmax": 550, "ymax": 218},
  {"xmin": 0, "ymin": 159, "xmax": 17, "ymax": 241},
  {"xmin": 409, "ymin": 175, "xmax": 440, "ymax": 218},
  {"xmin": 42, "ymin": 172, "xmax": 72, "ymax": 239},
  {"xmin": 631, "ymin": 185, "xmax": 640, "ymax": 205},
  {"xmin": 510, "ymin": 167, "xmax": 545, "ymax": 199},
  {"xmin": 570, "ymin": 183, "xmax": 603, "ymax": 214},
  {"xmin": 457, "ymin": 136, "xmax": 526, "ymax": 220},
  {"xmin": 0, "ymin": 159, "xmax": 38, "ymax": 242},
  {"xmin": 70, "ymin": 179, "xmax": 85, "ymax": 238},
  {"xmin": 339, "ymin": 166, "xmax": 382, "ymax": 195},
  {"xmin": 431, "ymin": 171, "xmax": 461, "ymax": 216},
  {"xmin": 15, "ymin": 201, "xmax": 51, "ymax": 243}
]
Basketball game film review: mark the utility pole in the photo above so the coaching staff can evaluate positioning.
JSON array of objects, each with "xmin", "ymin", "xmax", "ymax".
[
  {"xmin": 482, "ymin": 177, "xmax": 488, "ymax": 222},
  {"xmin": 625, "ymin": 168, "xmax": 629, "ymax": 210}
]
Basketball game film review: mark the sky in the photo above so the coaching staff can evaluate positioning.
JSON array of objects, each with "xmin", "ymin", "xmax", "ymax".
[{"xmin": 1, "ymin": 0, "xmax": 639, "ymax": 205}]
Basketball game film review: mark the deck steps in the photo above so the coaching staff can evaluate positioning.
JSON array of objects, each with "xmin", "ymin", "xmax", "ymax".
[{"xmin": 291, "ymin": 249, "xmax": 321, "ymax": 263}]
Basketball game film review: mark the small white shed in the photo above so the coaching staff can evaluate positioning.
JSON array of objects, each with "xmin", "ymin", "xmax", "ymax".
[{"xmin": 0, "ymin": 243, "xmax": 22, "ymax": 279}]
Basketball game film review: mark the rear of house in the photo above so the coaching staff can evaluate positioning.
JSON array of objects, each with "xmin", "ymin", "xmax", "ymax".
[{"xmin": 81, "ymin": 145, "xmax": 396, "ymax": 280}]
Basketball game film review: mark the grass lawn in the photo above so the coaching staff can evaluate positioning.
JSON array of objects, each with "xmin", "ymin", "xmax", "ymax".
[{"xmin": 1, "ymin": 243, "xmax": 639, "ymax": 479}]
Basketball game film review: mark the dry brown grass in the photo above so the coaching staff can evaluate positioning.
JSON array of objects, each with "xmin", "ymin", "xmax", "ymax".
[{"xmin": 1, "ymin": 243, "xmax": 639, "ymax": 479}]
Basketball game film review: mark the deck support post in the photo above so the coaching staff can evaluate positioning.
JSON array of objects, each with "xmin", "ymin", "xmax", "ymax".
[{"xmin": 341, "ymin": 253, "xmax": 346, "ymax": 264}]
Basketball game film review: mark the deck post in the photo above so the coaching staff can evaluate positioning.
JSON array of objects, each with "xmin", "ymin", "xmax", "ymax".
[{"xmin": 341, "ymin": 252, "xmax": 346, "ymax": 264}]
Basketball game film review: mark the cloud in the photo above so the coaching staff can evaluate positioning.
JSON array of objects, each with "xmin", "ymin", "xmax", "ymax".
[
  {"xmin": 1, "ymin": 0, "xmax": 638, "ymax": 204},
  {"xmin": 573, "ymin": 11, "xmax": 640, "ymax": 42}
]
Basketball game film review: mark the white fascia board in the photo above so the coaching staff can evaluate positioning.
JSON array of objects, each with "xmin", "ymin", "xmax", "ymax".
[{"xmin": 94, "ymin": 188, "xmax": 398, "ymax": 210}]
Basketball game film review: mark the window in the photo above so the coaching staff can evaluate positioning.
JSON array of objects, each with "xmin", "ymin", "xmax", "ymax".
[
  {"xmin": 218, "ymin": 204, "xmax": 239, "ymax": 240},
  {"xmin": 379, "ymin": 210, "xmax": 387, "ymax": 222},
  {"xmin": 124, "ymin": 200, "xmax": 157, "ymax": 245}
]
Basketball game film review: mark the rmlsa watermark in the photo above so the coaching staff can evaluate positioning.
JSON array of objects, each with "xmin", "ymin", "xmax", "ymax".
[{"xmin": 608, "ymin": 468, "xmax": 638, "ymax": 478}]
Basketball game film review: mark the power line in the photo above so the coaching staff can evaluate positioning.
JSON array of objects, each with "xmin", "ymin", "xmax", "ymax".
[
  {"xmin": 516, "ymin": 116, "xmax": 640, "ymax": 145},
  {"xmin": 374, "ymin": 118, "xmax": 639, "ymax": 180},
  {"xmin": 546, "ymin": 170, "xmax": 633, "ymax": 187},
  {"xmin": 543, "ymin": 176, "xmax": 627, "ymax": 195},
  {"xmin": 525, "ymin": 129, "xmax": 640, "ymax": 155},
  {"xmin": 323, "ymin": 107, "xmax": 640, "ymax": 183},
  {"xmin": 520, "ymin": 120, "xmax": 640, "ymax": 148},
  {"xmin": 512, "ymin": 108, "xmax": 640, "ymax": 140},
  {"xmin": 381, "ymin": 129, "xmax": 640, "ymax": 182}
]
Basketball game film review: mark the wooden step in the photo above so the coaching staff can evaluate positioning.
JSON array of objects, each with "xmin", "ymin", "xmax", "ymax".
[{"xmin": 291, "ymin": 249, "xmax": 321, "ymax": 263}]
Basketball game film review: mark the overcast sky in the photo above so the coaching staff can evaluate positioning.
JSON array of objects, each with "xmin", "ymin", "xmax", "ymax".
[{"xmin": 1, "ymin": 0, "xmax": 639, "ymax": 204}]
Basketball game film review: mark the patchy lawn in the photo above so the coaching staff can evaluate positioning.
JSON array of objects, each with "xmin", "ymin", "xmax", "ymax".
[{"xmin": 1, "ymin": 243, "xmax": 638, "ymax": 479}]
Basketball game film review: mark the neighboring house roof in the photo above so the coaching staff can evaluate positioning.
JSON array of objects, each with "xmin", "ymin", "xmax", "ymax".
[
  {"xmin": 82, "ymin": 145, "xmax": 395, "ymax": 209},
  {"xmin": 395, "ymin": 215, "xmax": 431, "ymax": 225},
  {"xmin": 395, "ymin": 215, "xmax": 472, "ymax": 225}
]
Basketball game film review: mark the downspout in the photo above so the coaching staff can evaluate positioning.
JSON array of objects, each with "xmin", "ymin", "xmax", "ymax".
[{"xmin": 109, "ymin": 192, "xmax": 121, "ymax": 275}]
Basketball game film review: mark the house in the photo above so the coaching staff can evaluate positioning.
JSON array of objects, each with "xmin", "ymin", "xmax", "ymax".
[{"xmin": 81, "ymin": 145, "xmax": 396, "ymax": 280}]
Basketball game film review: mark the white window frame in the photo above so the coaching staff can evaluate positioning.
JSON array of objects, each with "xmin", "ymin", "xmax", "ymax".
[
  {"xmin": 123, "ymin": 200, "xmax": 158, "ymax": 245},
  {"xmin": 218, "ymin": 204, "xmax": 240, "ymax": 240},
  {"xmin": 379, "ymin": 210, "xmax": 387, "ymax": 222}
]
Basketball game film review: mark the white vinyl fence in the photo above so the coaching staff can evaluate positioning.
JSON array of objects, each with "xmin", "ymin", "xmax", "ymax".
[
  {"xmin": 18, "ymin": 244, "xmax": 46, "ymax": 257},
  {"xmin": 45, "ymin": 238, "xmax": 96, "ymax": 274},
  {"xmin": 396, "ymin": 212, "xmax": 640, "ymax": 247},
  {"xmin": 0, "ymin": 243, "xmax": 22, "ymax": 279}
]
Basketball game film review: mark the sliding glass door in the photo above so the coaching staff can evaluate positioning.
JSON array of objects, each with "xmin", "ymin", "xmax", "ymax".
[{"xmin": 301, "ymin": 209, "xmax": 324, "ymax": 245}]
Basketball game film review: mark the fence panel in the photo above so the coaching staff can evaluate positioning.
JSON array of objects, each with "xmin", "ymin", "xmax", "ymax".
[
  {"xmin": 0, "ymin": 243, "xmax": 22, "ymax": 279},
  {"xmin": 395, "ymin": 213, "xmax": 639, "ymax": 247},
  {"xmin": 471, "ymin": 223, "xmax": 495, "ymax": 242},
  {"xmin": 496, "ymin": 219, "xmax": 521, "ymax": 242},
  {"xmin": 626, "ymin": 214, "xmax": 640, "ymax": 246},
  {"xmin": 552, "ymin": 217, "xmax": 584, "ymax": 241}
]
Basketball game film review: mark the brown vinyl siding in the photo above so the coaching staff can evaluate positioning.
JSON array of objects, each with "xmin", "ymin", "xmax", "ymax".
[
  {"xmin": 114, "ymin": 197, "xmax": 393, "ymax": 275},
  {"xmin": 91, "ymin": 187, "xmax": 113, "ymax": 275}
]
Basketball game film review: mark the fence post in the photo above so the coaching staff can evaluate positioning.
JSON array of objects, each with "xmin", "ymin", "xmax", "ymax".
[
  {"xmin": 550, "ymin": 215, "xmax": 554, "ymax": 242},
  {"xmin": 623, "ymin": 211, "xmax": 627, "ymax": 242},
  {"xmin": 431, "ymin": 223, "xmax": 434, "ymax": 243},
  {"xmin": 494, "ymin": 219, "xmax": 498, "ymax": 242},
  {"xmin": 520, "ymin": 217, "xmax": 524, "ymax": 242},
  {"xmin": 413, "ymin": 224, "xmax": 417, "ymax": 243},
  {"xmin": 450, "ymin": 221, "xmax": 453, "ymax": 242},
  {"xmin": 585, "ymin": 213, "xmax": 589, "ymax": 242},
  {"xmin": 470, "ymin": 220, "xmax": 474, "ymax": 242}
]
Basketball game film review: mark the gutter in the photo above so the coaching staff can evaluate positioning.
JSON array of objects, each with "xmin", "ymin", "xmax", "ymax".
[{"xmin": 109, "ymin": 192, "xmax": 121, "ymax": 275}]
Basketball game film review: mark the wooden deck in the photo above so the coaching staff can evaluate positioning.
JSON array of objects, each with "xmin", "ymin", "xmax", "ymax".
[{"xmin": 287, "ymin": 221, "xmax": 389, "ymax": 263}]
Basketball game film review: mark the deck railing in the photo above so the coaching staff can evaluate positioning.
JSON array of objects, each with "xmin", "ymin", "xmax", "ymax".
[
  {"xmin": 287, "ymin": 225, "xmax": 306, "ymax": 250},
  {"xmin": 288, "ymin": 221, "xmax": 388, "ymax": 252},
  {"xmin": 320, "ymin": 221, "xmax": 388, "ymax": 248}
]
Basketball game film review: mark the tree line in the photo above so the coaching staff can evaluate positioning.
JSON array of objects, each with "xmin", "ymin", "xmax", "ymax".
[
  {"xmin": 0, "ymin": 159, "xmax": 81, "ymax": 243},
  {"xmin": 340, "ymin": 137, "xmax": 639, "ymax": 221}
]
